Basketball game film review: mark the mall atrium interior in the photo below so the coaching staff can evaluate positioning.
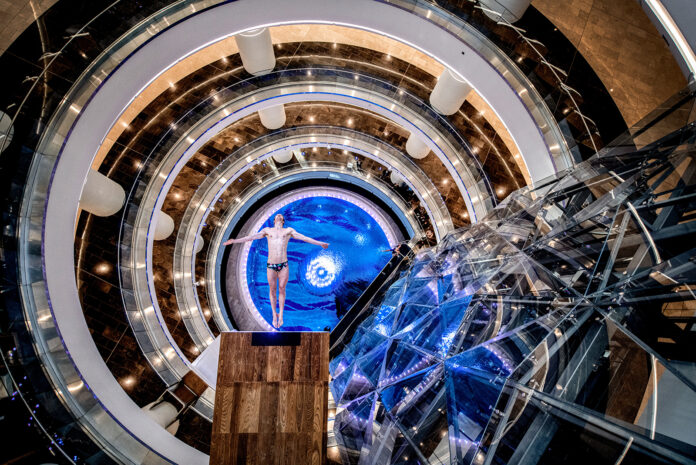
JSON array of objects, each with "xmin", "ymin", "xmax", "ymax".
[{"xmin": 0, "ymin": 0, "xmax": 695, "ymax": 464}]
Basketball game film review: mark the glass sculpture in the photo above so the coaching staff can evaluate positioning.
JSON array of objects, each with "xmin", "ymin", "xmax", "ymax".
[{"xmin": 330, "ymin": 108, "xmax": 696, "ymax": 464}]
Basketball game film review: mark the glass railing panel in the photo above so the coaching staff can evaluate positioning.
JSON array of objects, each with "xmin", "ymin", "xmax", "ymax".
[{"xmin": 80, "ymin": 402, "xmax": 151, "ymax": 463}]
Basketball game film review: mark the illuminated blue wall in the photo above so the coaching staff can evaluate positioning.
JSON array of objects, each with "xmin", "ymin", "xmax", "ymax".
[{"xmin": 246, "ymin": 196, "xmax": 391, "ymax": 331}]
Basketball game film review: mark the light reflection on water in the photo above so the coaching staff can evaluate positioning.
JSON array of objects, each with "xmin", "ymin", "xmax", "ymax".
[
  {"xmin": 305, "ymin": 253, "xmax": 341, "ymax": 288},
  {"xmin": 246, "ymin": 197, "xmax": 391, "ymax": 331}
]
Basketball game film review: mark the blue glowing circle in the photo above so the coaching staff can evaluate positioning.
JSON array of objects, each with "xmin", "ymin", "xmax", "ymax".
[
  {"xmin": 246, "ymin": 196, "xmax": 392, "ymax": 331},
  {"xmin": 305, "ymin": 253, "xmax": 339, "ymax": 288}
]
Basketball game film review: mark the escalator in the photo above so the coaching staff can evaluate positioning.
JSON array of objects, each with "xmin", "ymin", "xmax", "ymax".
[{"xmin": 329, "ymin": 241, "xmax": 414, "ymax": 359}]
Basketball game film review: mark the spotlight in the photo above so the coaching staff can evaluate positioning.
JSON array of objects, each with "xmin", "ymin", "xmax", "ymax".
[{"xmin": 95, "ymin": 263, "xmax": 110, "ymax": 274}]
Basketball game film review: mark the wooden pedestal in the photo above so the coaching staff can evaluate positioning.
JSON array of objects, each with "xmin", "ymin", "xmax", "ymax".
[{"xmin": 210, "ymin": 332, "xmax": 329, "ymax": 465}]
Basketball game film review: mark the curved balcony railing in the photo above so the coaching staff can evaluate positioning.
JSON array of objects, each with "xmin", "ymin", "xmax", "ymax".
[
  {"xmin": 383, "ymin": 0, "xmax": 575, "ymax": 166},
  {"xmin": 6, "ymin": 1, "xmax": 228, "ymax": 463},
  {"xmin": 113, "ymin": 65, "xmax": 497, "ymax": 221}
]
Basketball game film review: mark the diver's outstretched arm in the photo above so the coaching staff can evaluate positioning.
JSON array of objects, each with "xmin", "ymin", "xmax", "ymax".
[
  {"xmin": 223, "ymin": 229, "xmax": 266, "ymax": 246},
  {"xmin": 290, "ymin": 228, "xmax": 329, "ymax": 248}
]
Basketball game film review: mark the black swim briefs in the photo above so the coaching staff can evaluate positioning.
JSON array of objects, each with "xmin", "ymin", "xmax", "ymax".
[{"xmin": 267, "ymin": 261, "xmax": 288, "ymax": 272}]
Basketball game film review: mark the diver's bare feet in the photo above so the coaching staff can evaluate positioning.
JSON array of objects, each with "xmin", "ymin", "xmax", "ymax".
[
  {"xmin": 278, "ymin": 313, "xmax": 283, "ymax": 328},
  {"xmin": 272, "ymin": 313, "xmax": 278, "ymax": 328}
]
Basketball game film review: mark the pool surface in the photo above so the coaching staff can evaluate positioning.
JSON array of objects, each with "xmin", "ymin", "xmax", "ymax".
[{"xmin": 245, "ymin": 196, "xmax": 393, "ymax": 331}]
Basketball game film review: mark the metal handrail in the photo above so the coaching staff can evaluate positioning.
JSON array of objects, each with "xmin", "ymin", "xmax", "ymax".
[{"xmin": 329, "ymin": 241, "xmax": 417, "ymax": 358}]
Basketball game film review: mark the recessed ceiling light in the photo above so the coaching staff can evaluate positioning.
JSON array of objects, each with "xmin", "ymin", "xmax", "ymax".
[{"xmin": 95, "ymin": 263, "xmax": 110, "ymax": 274}]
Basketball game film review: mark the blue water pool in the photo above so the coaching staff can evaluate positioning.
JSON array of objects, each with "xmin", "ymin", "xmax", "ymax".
[{"xmin": 245, "ymin": 196, "xmax": 393, "ymax": 331}]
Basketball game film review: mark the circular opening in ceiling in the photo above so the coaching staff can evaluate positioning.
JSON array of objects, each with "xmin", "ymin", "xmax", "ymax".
[
  {"xmin": 246, "ymin": 195, "xmax": 392, "ymax": 331},
  {"xmin": 228, "ymin": 188, "xmax": 403, "ymax": 332}
]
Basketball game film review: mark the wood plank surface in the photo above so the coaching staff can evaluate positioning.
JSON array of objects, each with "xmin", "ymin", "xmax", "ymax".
[{"xmin": 211, "ymin": 332, "xmax": 329, "ymax": 465}]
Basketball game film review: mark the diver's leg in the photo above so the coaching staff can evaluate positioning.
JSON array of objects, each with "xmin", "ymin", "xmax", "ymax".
[
  {"xmin": 267, "ymin": 267, "xmax": 278, "ymax": 328},
  {"xmin": 277, "ymin": 265, "xmax": 289, "ymax": 327}
]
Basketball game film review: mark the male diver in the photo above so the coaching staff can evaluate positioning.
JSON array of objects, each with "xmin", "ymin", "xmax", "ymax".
[{"xmin": 224, "ymin": 213, "xmax": 329, "ymax": 328}]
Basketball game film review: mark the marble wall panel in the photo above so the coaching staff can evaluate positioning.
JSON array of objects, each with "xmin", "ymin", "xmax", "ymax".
[{"xmin": 533, "ymin": 0, "xmax": 687, "ymax": 126}]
